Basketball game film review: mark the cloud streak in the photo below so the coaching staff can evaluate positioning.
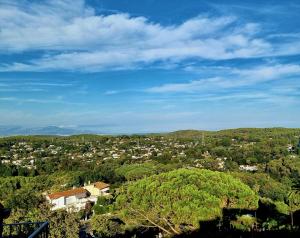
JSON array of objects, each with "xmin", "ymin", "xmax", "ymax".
[
  {"xmin": 0, "ymin": 96, "xmax": 84, "ymax": 105},
  {"xmin": 146, "ymin": 64, "xmax": 300, "ymax": 93}
]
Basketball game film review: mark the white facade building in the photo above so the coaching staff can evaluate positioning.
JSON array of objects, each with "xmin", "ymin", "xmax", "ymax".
[{"xmin": 46, "ymin": 184, "xmax": 108, "ymax": 211}]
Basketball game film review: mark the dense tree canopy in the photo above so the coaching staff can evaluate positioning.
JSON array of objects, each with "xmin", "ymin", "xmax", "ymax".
[
  {"xmin": 231, "ymin": 172, "xmax": 291, "ymax": 201},
  {"xmin": 115, "ymin": 168, "xmax": 258, "ymax": 235}
]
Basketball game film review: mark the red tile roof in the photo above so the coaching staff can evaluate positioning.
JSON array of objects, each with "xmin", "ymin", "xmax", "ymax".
[{"xmin": 48, "ymin": 187, "xmax": 87, "ymax": 200}]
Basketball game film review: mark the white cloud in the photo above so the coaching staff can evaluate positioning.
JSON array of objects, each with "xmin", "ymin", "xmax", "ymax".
[
  {"xmin": 147, "ymin": 77, "xmax": 221, "ymax": 93},
  {"xmin": 104, "ymin": 90, "xmax": 119, "ymax": 95},
  {"xmin": 0, "ymin": 96, "xmax": 84, "ymax": 105},
  {"xmin": 233, "ymin": 64, "xmax": 300, "ymax": 80},
  {"xmin": 0, "ymin": 0, "xmax": 287, "ymax": 72},
  {"xmin": 146, "ymin": 64, "xmax": 300, "ymax": 93},
  {"xmin": 183, "ymin": 91, "xmax": 299, "ymax": 105}
]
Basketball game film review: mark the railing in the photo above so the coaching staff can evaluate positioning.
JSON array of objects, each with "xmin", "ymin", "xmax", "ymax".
[
  {"xmin": 1, "ymin": 221, "xmax": 49, "ymax": 238},
  {"xmin": 28, "ymin": 222, "xmax": 49, "ymax": 238}
]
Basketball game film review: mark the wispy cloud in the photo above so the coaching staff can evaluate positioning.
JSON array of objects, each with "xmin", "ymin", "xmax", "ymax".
[
  {"xmin": 183, "ymin": 91, "xmax": 299, "ymax": 105},
  {"xmin": 0, "ymin": 88, "xmax": 46, "ymax": 92},
  {"xmin": 146, "ymin": 64, "xmax": 300, "ymax": 93},
  {"xmin": 0, "ymin": 79, "xmax": 75, "ymax": 92},
  {"xmin": 104, "ymin": 90, "xmax": 119, "ymax": 95},
  {"xmin": 0, "ymin": 96, "xmax": 84, "ymax": 105},
  {"xmin": 24, "ymin": 82, "xmax": 74, "ymax": 87},
  {"xmin": 1, "ymin": 0, "xmax": 298, "ymax": 72}
]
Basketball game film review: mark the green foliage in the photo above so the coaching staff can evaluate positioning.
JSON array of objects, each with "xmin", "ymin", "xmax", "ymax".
[
  {"xmin": 48, "ymin": 210, "xmax": 79, "ymax": 238},
  {"xmin": 231, "ymin": 215, "xmax": 257, "ymax": 231},
  {"xmin": 91, "ymin": 215, "xmax": 125, "ymax": 237},
  {"xmin": 231, "ymin": 172, "xmax": 290, "ymax": 201},
  {"xmin": 259, "ymin": 197, "xmax": 289, "ymax": 215},
  {"xmin": 5, "ymin": 189, "xmax": 42, "ymax": 210},
  {"xmin": 274, "ymin": 201, "xmax": 289, "ymax": 215},
  {"xmin": 198, "ymin": 157, "xmax": 222, "ymax": 171},
  {"xmin": 266, "ymin": 156, "xmax": 300, "ymax": 181},
  {"xmin": 0, "ymin": 163, "xmax": 34, "ymax": 177},
  {"xmin": 93, "ymin": 196, "xmax": 112, "ymax": 215},
  {"xmin": 262, "ymin": 219, "xmax": 279, "ymax": 230},
  {"xmin": 0, "ymin": 176, "xmax": 49, "ymax": 207},
  {"xmin": 3, "ymin": 203, "xmax": 80, "ymax": 238},
  {"xmin": 115, "ymin": 168, "xmax": 258, "ymax": 235},
  {"xmin": 115, "ymin": 162, "xmax": 178, "ymax": 181},
  {"xmin": 115, "ymin": 163, "xmax": 158, "ymax": 181},
  {"xmin": 287, "ymin": 190, "xmax": 300, "ymax": 227},
  {"xmin": 37, "ymin": 203, "xmax": 80, "ymax": 238}
]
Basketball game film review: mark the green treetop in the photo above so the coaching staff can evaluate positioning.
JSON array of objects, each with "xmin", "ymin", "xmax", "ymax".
[{"xmin": 115, "ymin": 168, "xmax": 258, "ymax": 235}]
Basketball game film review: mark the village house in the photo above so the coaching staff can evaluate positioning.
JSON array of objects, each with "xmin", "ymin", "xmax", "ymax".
[
  {"xmin": 287, "ymin": 144, "xmax": 294, "ymax": 152},
  {"xmin": 84, "ymin": 181, "xmax": 110, "ymax": 197},
  {"xmin": 46, "ymin": 187, "xmax": 89, "ymax": 211},
  {"xmin": 46, "ymin": 181, "xmax": 110, "ymax": 211},
  {"xmin": 239, "ymin": 165, "xmax": 258, "ymax": 172}
]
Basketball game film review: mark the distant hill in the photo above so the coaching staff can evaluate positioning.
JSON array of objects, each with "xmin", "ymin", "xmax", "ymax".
[
  {"xmin": 164, "ymin": 130, "xmax": 211, "ymax": 138},
  {"xmin": 0, "ymin": 126, "xmax": 92, "ymax": 136},
  {"xmin": 163, "ymin": 128, "xmax": 300, "ymax": 138},
  {"xmin": 0, "ymin": 126, "xmax": 299, "ymax": 137}
]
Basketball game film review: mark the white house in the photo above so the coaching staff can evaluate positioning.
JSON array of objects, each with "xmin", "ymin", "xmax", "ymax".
[
  {"xmin": 46, "ymin": 182, "xmax": 110, "ymax": 211},
  {"xmin": 239, "ymin": 165, "xmax": 258, "ymax": 172},
  {"xmin": 84, "ymin": 181, "xmax": 110, "ymax": 198},
  {"xmin": 47, "ymin": 187, "xmax": 90, "ymax": 211}
]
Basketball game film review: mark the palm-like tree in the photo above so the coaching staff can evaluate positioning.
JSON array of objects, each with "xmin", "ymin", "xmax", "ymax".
[{"xmin": 287, "ymin": 180, "xmax": 300, "ymax": 228}]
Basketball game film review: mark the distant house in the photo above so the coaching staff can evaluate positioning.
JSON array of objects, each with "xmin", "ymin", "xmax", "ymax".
[
  {"xmin": 239, "ymin": 165, "xmax": 258, "ymax": 172},
  {"xmin": 46, "ymin": 181, "xmax": 110, "ymax": 211},
  {"xmin": 84, "ymin": 181, "xmax": 110, "ymax": 196},
  {"xmin": 287, "ymin": 144, "xmax": 295, "ymax": 152}
]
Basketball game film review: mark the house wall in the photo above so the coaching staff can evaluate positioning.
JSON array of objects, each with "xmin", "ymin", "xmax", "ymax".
[
  {"xmin": 84, "ymin": 185, "xmax": 101, "ymax": 196},
  {"xmin": 100, "ymin": 187, "xmax": 109, "ymax": 195},
  {"xmin": 49, "ymin": 192, "xmax": 87, "ymax": 211},
  {"xmin": 84, "ymin": 185, "xmax": 110, "ymax": 196},
  {"xmin": 51, "ymin": 197, "xmax": 65, "ymax": 210},
  {"xmin": 48, "ymin": 189, "xmax": 103, "ymax": 212},
  {"xmin": 66, "ymin": 197, "xmax": 87, "ymax": 212},
  {"xmin": 65, "ymin": 195, "xmax": 77, "ymax": 205},
  {"xmin": 65, "ymin": 193, "xmax": 87, "ymax": 206}
]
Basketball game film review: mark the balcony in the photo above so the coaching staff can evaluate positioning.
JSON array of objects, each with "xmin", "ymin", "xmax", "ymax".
[{"xmin": 1, "ymin": 221, "xmax": 49, "ymax": 238}]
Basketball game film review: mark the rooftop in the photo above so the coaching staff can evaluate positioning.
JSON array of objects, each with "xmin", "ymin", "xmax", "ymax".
[
  {"xmin": 91, "ymin": 181, "xmax": 110, "ymax": 190},
  {"xmin": 47, "ymin": 187, "xmax": 87, "ymax": 200}
]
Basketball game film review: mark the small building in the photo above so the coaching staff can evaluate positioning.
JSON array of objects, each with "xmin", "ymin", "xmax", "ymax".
[
  {"xmin": 84, "ymin": 181, "xmax": 110, "ymax": 197},
  {"xmin": 287, "ymin": 144, "xmax": 295, "ymax": 152},
  {"xmin": 239, "ymin": 165, "xmax": 258, "ymax": 172},
  {"xmin": 46, "ymin": 181, "xmax": 110, "ymax": 211},
  {"xmin": 46, "ymin": 187, "xmax": 89, "ymax": 211}
]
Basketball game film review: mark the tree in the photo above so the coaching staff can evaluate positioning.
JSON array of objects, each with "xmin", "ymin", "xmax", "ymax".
[
  {"xmin": 93, "ymin": 196, "xmax": 112, "ymax": 215},
  {"xmin": 231, "ymin": 172, "xmax": 290, "ymax": 202},
  {"xmin": 5, "ymin": 189, "xmax": 42, "ymax": 210},
  {"xmin": 115, "ymin": 168, "xmax": 258, "ymax": 235},
  {"xmin": 115, "ymin": 163, "xmax": 157, "ymax": 181},
  {"xmin": 37, "ymin": 203, "xmax": 80, "ymax": 238},
  {"xmin": 91, "ymin": 215, "xmax": 125, "ymax": 237},
  {"xmin": 231, "ymin": 215, "xmax": 257, "ymax": 231},
  {"xmin": 287, "ymin": 190, "xmax": 300, "ymax": 227}
]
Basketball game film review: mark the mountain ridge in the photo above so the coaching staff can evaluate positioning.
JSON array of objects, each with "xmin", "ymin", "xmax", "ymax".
[{"xmin": 0, "ymin": 126, "xmax": 299, "ymax": 137}]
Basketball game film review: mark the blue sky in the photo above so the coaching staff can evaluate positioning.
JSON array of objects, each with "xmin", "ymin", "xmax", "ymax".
[{"xmin": 0, "ymin": 0, "xmax": 300, "ymax": 133}]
